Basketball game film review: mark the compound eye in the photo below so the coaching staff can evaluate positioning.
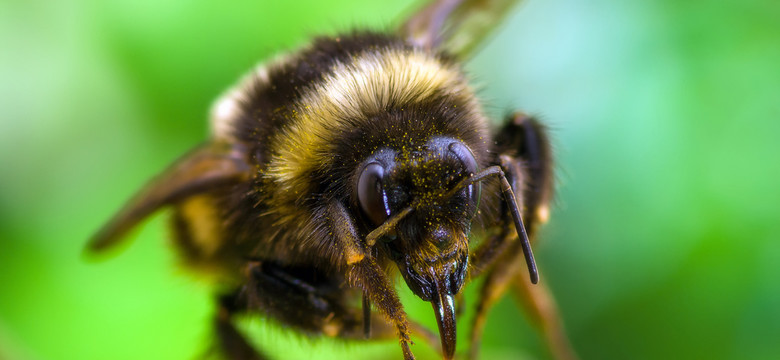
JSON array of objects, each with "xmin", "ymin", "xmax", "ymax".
[
  {"xmin": 357, "ymin": 162, "xmax": 389, "ymax": 226},
  {"xmin": 448, "ymin": 142, "xmax": 478, "ymax": 176},
  {"xmin": 449, "ymin": 142, "xmax": 481, "ymax": 218}
]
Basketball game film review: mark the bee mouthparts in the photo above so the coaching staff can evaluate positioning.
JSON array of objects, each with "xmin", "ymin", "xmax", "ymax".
[{"xmin": 432, "ymin": 274, "xmax": 457, "ymax": 360}]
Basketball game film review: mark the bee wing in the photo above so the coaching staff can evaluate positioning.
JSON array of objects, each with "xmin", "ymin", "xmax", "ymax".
[
  {"xmin": 401, "ymin": 0, "xmax": 521, "ymax": 58},
  {"xmin": 87, "ymin": 141, "xmax": 251, "ymax": 253}
]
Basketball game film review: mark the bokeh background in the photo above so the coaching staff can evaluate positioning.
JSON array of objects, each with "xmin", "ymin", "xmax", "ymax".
[{"xmin": 2, "ymin": 0, "xmax": 779, "ymax": 359}]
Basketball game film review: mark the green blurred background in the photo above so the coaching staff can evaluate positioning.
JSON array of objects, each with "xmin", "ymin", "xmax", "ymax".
[{"xmin": 2, "ymin": 0, "xmax": 779, "ymax": 359}]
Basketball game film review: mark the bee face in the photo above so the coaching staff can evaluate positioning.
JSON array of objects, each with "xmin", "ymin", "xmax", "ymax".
[{"xmin": 354, "ymin": 136, "xmax": 478, "ymax": 302}]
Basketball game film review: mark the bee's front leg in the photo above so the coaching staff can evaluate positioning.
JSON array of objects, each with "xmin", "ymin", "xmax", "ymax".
[{"xmin": 327, "ymin": 200, "xmax": 416, "ymax": 360}]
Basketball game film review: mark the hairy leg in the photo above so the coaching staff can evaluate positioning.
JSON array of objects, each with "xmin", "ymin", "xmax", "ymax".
[
  {"xmin": 467, "ymin": 112, "xmax": 564, "ymax": 359},
  {"xmin": 214, "ymin": 256, "xmax": 439, "ymax": 360}
]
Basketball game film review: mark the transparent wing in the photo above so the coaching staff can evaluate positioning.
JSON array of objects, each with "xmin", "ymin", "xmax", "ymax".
[
  {"xmin": 400, "ymin": 0, "xmax": 522, "ymax": 58},
  {"xmin": 86, "ymin": 141, "xmax": 251, "ymax": 253}
]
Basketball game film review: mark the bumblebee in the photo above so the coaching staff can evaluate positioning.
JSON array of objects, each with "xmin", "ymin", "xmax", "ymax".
[{"xmin": 88, "ymin": 0, "xmax": 577, "ymax": 359}]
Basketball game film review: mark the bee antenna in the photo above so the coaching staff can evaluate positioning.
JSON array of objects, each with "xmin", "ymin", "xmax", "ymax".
[
  {"xmin": 366, "ymin": 206, "xmax": 414, "ymax": 247},
  {"xmin": 497, "ymin": 173, "xmax": 539, "ymax": 284},
  {"xmin": 453, "ymin": 166, "xmax": 539, "ymax": 284}
]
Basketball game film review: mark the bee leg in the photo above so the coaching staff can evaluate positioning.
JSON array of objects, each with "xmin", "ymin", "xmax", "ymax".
[
  {"xmin": 498, "ymin": 113, "xmax": 577, "ymax": 359},
  {"xmin": 241, "ymin": 260, "xmax": 358, "ymax": 336},
  {"xmin": 328, "ymin": 200, "xmax": 416, "ymax": 360},
  {"xmin": 511, "ymin": 270, "xmax": 579, "ymax": 360},
  {"xmin": 348, "ymin": 255, "xmax": 415, "ymax": 359},
  {"xmin": 237, "ymin": 249, "xmax": 420, "ymax": 359},
  {"xmin": 468, "ymin": 112, "xmax": 560, "ymax": 359},
  {"xmin": 215, "ymin": 260, "xmax": 358, "ymax": 359},
  {"xmin": 213, "ymin": 294, "xmax": 267, "ymax": 360}
]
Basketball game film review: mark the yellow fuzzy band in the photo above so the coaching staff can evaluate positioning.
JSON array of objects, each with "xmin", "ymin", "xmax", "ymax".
[{"xmin": 266, "ymin": 47, "xmax": 480, "ymax": 203}]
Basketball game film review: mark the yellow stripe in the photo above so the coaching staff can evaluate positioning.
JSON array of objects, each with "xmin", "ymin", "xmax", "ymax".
[
  {"xmin": 178, "ymin": 195, "xmax": 223, "ymax": 257},
  {"xmin": 266, "ymin": 48, "xmax": 483, "ymax": 205}
]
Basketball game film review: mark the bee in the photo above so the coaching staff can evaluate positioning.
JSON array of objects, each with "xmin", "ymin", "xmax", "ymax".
[{"xmin": 88, "ymin": 0, "xmax": 577, "ymax": 359}]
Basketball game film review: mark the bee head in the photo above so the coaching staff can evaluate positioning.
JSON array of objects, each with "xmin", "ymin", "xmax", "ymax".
[{"xmin": 354, "ymin": 136, "xmax": 480, "ymax": 356}]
